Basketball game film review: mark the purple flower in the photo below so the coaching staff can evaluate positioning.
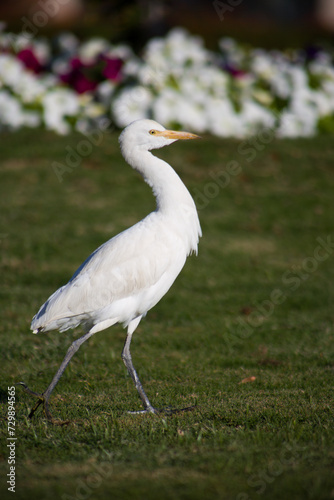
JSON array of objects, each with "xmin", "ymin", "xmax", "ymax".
[
  {"xmin": 17, "ymin": 48, "xmax": 43, "ymax": 73},
  {"xmin": 58, "ymin": 55, "xmax": 123, "ymax": 93},
  {"xmin": 304, "ymin": 45, "xmax": 322, "ymax": 62},
  {"xmin": 102, "ymin": 57, "xmax": 123, "ymax": 82},
  {"xmin": 223, "ymin": 63, "xmax": 248, "ymax": 79},
  {"xmin": 59, "ymin": 57, "xmax": 98, "ymax": 94}
]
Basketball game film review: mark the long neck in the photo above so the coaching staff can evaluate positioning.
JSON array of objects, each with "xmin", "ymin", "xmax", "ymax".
[
  {"xmin": 123, "ymin": 148, "xmax": 202, "ymax": 254},
  {"xmin": 123, "ymin": 149, "xmax": 191, "ymax": 212}
]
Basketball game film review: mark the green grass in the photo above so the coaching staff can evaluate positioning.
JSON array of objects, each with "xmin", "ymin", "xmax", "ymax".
[{"xmin": 1, "ymin": 128, "xmax": 333, "ymax": 500}]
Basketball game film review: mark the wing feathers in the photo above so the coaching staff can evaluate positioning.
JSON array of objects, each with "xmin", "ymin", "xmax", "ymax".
[{"xmin": 31, "ymin": 214, "xmax": 185, "ymax": 333}]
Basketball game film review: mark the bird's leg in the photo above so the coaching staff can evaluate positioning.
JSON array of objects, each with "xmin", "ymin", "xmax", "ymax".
[
  {"xmin": 19, "ymin": 330, "xmax": 96, "ymax": 424},
  {"xmin": 121, "ymin": 332, "xmax": 197, "ymax": 416},
  {"xmin": 121, "ymin": 331, "xmax": 157, "ymax": 414}
]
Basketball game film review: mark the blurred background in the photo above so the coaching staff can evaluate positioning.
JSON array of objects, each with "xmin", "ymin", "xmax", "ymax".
[
  {"xmin": 1, "ymin": 0, "xmax": 334, "ymax": 137},
  {"xmin": 1, "ymin": 0, "xmax": 334, "ymax": 49}
]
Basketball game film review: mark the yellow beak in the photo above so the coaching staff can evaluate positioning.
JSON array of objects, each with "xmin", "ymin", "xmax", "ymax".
[{"xmin": 157, "ymin": 130, "xmax": 201, "ymax": 140}]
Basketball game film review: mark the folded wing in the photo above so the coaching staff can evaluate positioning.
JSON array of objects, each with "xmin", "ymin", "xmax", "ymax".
[{"xmin": 31, "ymin": 215, "xmax": 186, "ymax": 334}]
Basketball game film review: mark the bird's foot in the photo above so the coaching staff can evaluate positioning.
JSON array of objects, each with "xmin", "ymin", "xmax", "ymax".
[
  {"xmin": 127, "ymin": 405, "xmax": 157, "ymax": 415},
  {"xmin": 17, "ymin": 382, "xmax": 70, "ymax": 426},
  {"xmin": 17, "ymin": 382, "xmax": 45, "ymax": 418}
]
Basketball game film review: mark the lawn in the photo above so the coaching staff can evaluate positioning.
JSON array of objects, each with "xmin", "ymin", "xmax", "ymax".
[{"xmin": 0, "ymin": 128, "xmax": 333, "ymax": 500}]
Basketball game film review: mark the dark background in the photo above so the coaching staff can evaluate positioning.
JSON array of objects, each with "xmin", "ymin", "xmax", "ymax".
[{"xmin": 0, "ymin": 0, "xmax": 333, "ymax": 50}]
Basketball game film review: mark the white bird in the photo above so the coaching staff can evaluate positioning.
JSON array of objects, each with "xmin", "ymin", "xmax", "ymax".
[{"xmin": 20, "ymin": 119, "xmax": 201, "ymax": 423}]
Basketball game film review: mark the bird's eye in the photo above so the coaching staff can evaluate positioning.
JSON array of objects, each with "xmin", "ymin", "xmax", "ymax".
[{"xmin": 149, "ymin": 130, "xmax": 157, "ymax": 135}]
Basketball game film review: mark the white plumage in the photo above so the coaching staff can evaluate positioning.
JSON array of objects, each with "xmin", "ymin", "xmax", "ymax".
[{"xmin": 22, "ymin": 119, "xmax": 201, "ymax": 422}]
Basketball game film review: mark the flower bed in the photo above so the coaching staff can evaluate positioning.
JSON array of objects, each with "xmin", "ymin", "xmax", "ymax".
[{"xmin": 1, "ymin": 27, "xmax": 334, "ymax": 137}]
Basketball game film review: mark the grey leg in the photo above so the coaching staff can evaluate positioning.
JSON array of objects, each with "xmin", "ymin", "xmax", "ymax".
[
  {"xmin": 19, "ymin": 330, "xmax": 96, "ymax": 424},
  {"xmin": 121, "ymin": 331, "xmax": 156, "ymax": 414}
]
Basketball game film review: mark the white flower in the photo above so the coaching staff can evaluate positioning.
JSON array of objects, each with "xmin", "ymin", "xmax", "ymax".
[
  {"xmin": 42, "ymin": 88, "xmax": 80, "ymax": 134},
  {"xmin": 2, "ymin": 33, "xmax": 31, "ymax": 52},
  {"xmin": 143, "ymin": 27, "xmax": 208, "ymax": 72},
  {"xmin": 271, "ymin": 72, "xmax": 291, "ymax": 99},
  {"xmin": 0, "ymin": 54, "xmax": 23, "ymax": 87},
  {"xmin": 277, "ymin": 103, "xmax": 318, "ymax": 138},
  {"xmin": 205, "ymin": 98, "xmax": 241, "ymax": 138},
  {"xmin": 240, "ymin": 100, "xmax": 275, "ymax": 133},
  {"xmin": 219, "ymin": 37, "xmax": 245, "ymax": 66},
  {"xmin": 56, "ymin": 32, "xmax": 79, "ymax": 54},
  {"xmin": 79, "ymin": 38, "xmax": 110, "ymax": 64},
  {"xmin": 276, "ymin": 112, "xmax": 304, "ymax": 138},
  {"xmin": 197, "ymin": 67, "xmax": 229, "ymax": 97},
  {"xmin": 152, "ymin": 88, "xmax": 181, "ymax": 125},
  {"xmin": 52, "ymin": 58, "xmax": 71, "ymax": 76},
  {"xmin": 322, "ymin": 80, "xmax": 334, "ymax": 104},
  {"xmin": 106, "ymin": 44, "xmax": 133, "ymax": 60},
  {"xmin": 12, "ymin": 72, "xmax": 45, "ymax": 103},
  {"xmin": 0, "ymin": 27, "xmax": 333, "ymax": 138},
  {"xmin": 290, "ymin": 66, "xmax": 309, "ymax": 90},
  {"xmin": 122, "ymin": 58, "xmax": 142, "ymax": 79},
  {"xmin": 251, "ymin": 50, "xmax": 277, "ymax": 80},
  {"xmin": 151, "ymin": 86, "xmax": 206, "ymax": 132},
  {"xmin": 175, "ymin": 97, "xmax": 206, "ymax": 132},
  {"xmin": 112, "ymin": 86, "xmax": 152, "ymax": 127},
  {"xmin": 137, "ymin": 63, "xmax": 166, "ymax": 89},
  {"xmin": 0, "ymin": 90, "xmax": 25, "ymax": 129},
  {"xmin": 97, "ymin": 80, "xmax": 116, "ymax": 106},
  {"xmin": 164, "ymin": 28, "xmax": 208, "ymax": 66},
  {"xmin": 32, "ymin": 39, "xmax": 51, "ymax": 66},
  {"xmin": 22, "ymin": 110, "xmax": 41, "ymax": 128},
  {"xmin": 311, "ymin": 91, "xmax": 332, "ymax": 116}
]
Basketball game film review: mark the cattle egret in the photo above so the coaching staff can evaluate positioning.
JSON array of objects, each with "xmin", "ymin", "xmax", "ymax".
[{"xmin": 20, "ymin": 119, "xmax": 202, "ymax": 423}]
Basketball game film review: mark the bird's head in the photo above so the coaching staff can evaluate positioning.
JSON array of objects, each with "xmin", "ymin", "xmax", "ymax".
[{"xmin": 119, "ymin": 119, "xmax": 200, "ymax": 153}]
